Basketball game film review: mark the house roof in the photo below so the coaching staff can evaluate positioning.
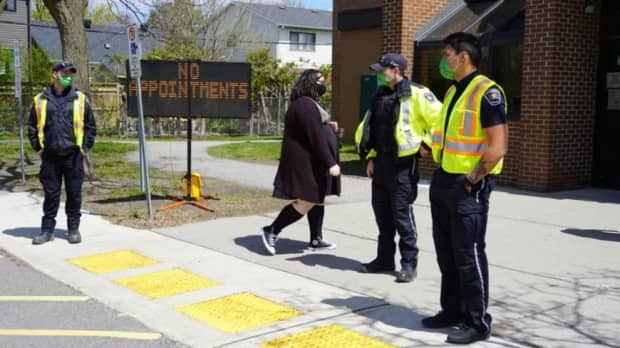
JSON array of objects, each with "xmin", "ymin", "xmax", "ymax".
[
  {"xmin": 233, "ymin": 2, "xmax": 332, "ymax": 30},
  {"xmin": 30, "ymin": 20, "xmax": 153, "ymax": 76}
]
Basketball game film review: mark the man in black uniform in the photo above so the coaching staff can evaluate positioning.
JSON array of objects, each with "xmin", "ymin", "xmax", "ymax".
[
  {"xmin": 423, "ymin": 33, "xmax": 508, "ymax": 344},
  {"xmin": 356, "ymin": 53, "xmax": 441, "ymax": 283},
  {"xmin": 28, "ymin": 62, "xmax": 96, "ymax": 245}
]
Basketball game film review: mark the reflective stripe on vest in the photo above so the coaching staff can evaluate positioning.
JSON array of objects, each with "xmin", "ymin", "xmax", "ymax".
[
  {"xmin": 396, "ymin": 97, "xmax": 420, "ymax": 154},
  {"xmin": 444, "ymin": 137, "xmax": 487, "ymax": 157},
  {"xmin": 34, "ymin": 92, "xmax": 86, "ymax": 149}
]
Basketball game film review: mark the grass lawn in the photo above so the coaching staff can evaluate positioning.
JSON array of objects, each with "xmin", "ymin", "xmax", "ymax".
[
  {"xmin": 207, "ymin": 141, "xmax": 367, "ymax": 176},
  {"xmin": 0, "ymin": 139, "xmax": 283, "ymax": 229}
]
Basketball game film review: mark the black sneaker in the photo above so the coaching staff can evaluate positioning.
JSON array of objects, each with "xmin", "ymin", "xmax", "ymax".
[
  {"xmin": 360, "ymin": 259, "xmax": 395, "ymax": 273},
  {"xmin": 395, "ymin": 264, "xmax": 417, "ymax": 283},
  {"xmin": 446, "ymin": 325, "xmax": 490, "ymax": 344},
  {"xmin": 307, "ymin": 239, "xmax": 336, "ymax": 251},
  {"xmin": 261, "ymin": 226, "xmax": 277, "ymax": 255},
  {"xmin": 421, "ymin": 311, "xmax": 462, "ymax": 329},
  {"xmin": 67, "ymin": 229, "xmax": 82, "ymax": 244},
  {"xmin": 32, "ymin": 231, "xmax": 54, "ymax": 245}
]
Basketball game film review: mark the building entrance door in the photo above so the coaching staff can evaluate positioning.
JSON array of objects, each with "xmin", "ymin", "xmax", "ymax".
[{"xmin": 594, "ymin": 0, "xmax": 620, "ymax": 189}]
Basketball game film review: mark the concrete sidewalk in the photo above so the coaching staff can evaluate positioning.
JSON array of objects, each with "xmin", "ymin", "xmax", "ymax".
[
  {"xmin": 0, "ymin": 190, "xmax": 520, "ymax": 347},
  {"xmin": 155, "ymin": 186, "xmax": 620, "ymax": 348}
]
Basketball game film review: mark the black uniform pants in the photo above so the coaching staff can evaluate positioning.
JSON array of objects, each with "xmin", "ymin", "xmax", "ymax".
[
  {"xmin": 39, "ymin": 151, "xmax": 84, "ymax": 232},
  {"xmin": 429, "ymin": 168, "xmax": 494, "ymax": 334},
  {"xmin": 371, "ymin": 154, "xmax": 419, "ymax": 268}
]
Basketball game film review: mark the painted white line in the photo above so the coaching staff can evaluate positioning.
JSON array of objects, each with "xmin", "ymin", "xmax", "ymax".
[{"xmin": 0, "ymin": 329, "xmax": 162, "ymax": 340}]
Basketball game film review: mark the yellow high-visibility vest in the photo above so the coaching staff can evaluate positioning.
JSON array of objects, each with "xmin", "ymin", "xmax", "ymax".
[
  {"xmin": 33, "ymin": 91, "xmax": 86, "ymax": 150},
  {"xmin": 355, "ymin": 84, "xmax": 441, "ymax": 160},
  {"xmin": 430, "ymin": 74, "xmax": 507, "ymax": 174}
]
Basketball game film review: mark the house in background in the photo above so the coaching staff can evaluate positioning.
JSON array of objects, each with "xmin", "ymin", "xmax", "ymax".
[
  {"xmin": 221, "ymin": 2, "xmax": 332, "ymax": 68},
  {"xmin": 31, "ymin": 20, "xmax": 153, "ymax": 83},
  {"xmin": 0, "ymin": 0, "xmax": 28, "ymax": 49}
]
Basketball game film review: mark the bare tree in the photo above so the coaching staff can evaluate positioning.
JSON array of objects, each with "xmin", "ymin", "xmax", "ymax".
[{"xmin": 42, "ymin": 0, "xmax": 90, "ymax": 95}]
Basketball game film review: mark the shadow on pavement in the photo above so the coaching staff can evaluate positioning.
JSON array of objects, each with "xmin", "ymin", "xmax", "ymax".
[
  {"xmin": 323, "ymin": 296, "xmax": 449, "ymax": 333},
  {"xmin": 3, "ymin": 227, "xmax": 69, "ymax": 241},
  {"xmin": 234, "ymin": 235, "xmax": 307, "ymax": 256},
  {"xmin": 324, "ymin": 296, "xmax": 524, "ymax": 347},
  {"xmin": 286, "ymin": 253, "xmax": 363, "ymax": 272},
  {"xmin": 560, "ymin": 228, "xmax": 620, "ymax": 242}
]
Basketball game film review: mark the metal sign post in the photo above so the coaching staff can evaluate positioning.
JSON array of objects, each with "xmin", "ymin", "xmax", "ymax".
[
  {"xmin": 13, "ymin": 40, "xmax": 25, "ymax": 183},
  {"xmin": 127, "ymin": 24, "xmax": 153, "ymax": 220}
]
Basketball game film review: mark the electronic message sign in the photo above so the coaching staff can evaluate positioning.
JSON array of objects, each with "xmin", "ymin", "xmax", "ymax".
[{"xmin": 127, "ymin": 61, "xmax": 251, "ymax": 118}]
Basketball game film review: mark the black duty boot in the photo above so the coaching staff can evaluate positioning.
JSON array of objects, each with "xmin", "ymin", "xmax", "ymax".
[
  {"xmin": 395, "ymin": 264, "xmax": 417, "ymax": 283},
  {"xmin": 421, "ymin": 311, "xmax": 462, "ymax": 329},
  {"xmin": 360, "ymin": 259, "xmax": 395, "ymax": 273},
  {"xmin": 446, "ymin": 325, "xmax": 490, "ymax": 344},
  {"xmin": 67, "ymin": 229, "xmax": 82, "ymax": 244},
  {"xmin": 32, "ymin": 231, "xmax": 54, "ymax": 245}
]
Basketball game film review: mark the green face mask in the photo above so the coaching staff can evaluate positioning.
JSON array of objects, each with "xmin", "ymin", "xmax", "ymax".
[
  {"xmin": 439, "ymin": 59, "xmax": 456, "ymax": 80},
  {"xmin": 376, "ymin": 72, "xmax": 390, "ymax": 87},
  {"xmin": 58, "ymin": 76, "xmax": 73, "ymax": 88}
]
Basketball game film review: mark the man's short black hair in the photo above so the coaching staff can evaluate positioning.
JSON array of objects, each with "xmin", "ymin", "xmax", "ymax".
[{"xmin": 443, "ymin": 32, "xmax": 482, "ymax": 67}]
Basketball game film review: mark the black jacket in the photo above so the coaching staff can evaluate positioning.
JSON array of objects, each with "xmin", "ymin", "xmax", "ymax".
[{"xmin": 28, "ymin": 86, "xmax": 96, "ymax": 154}]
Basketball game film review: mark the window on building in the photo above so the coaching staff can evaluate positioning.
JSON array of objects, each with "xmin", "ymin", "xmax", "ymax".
[
  {"xmin": 413, "ymin": 0, "xmax": 524, "ymax": 121},
  {"xmin": 4, "ymin": 0, "xmax": 17, "ymax": 11},
  {"xmin": 414, "ymin": 44, "xmax": 522, "ymax": 122},
  {"xmin": 290, "ymin": 32, "xmax": 316, "ymax": 52},
  {"xmin": 490, "ymin": 43, "xmax": 522, "ymax": 121}
]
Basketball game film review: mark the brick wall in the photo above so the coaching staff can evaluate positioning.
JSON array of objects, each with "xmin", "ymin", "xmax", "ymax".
[
  {"xmin": 382, "ymin": 0, "xmax": 452, "ymax": 77},
  {"xmin": 517, "ymin": 0, "xmax": 601, "ymax": 191}
]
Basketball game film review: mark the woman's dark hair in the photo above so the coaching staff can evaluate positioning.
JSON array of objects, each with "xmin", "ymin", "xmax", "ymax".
[
  {"xmin": 290, "ymin": 69, "xmax": 322, "ymax": 101},
  {"xmin": 443, "ymin": 32, "xmax": 482, "ymax": 67}
]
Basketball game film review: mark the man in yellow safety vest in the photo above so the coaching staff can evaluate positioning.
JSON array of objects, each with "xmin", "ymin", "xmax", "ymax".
[
  {"xmin": 27, "ymin": 61, "xmax": 96, "ymax": 245},
  {"xmin": 422, "ymin": 32, "xmax": 508, "ymax": 344},
  {"xmin": 355, "ymin": 53, "xmax": 442, "ymax": 283}
]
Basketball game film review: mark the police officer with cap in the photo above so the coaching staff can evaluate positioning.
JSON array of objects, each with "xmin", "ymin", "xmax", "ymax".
[
  {"xmin": 355, "ymin": 53, "xmax": 441, "ymax": 283},
  {"xmin": 423, "ymin": 32, "xmax": 508, "ymax": 344},
  {"xmin": 28, "ymin": 61, "xmax": 96, "ymax": 245}
]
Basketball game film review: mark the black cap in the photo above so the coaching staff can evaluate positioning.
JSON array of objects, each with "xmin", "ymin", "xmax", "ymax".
[
  {"xmin": 369, "ymin": 53, "xmax": 407, "ymax": 72},
  {"xmin": 52, "ymin": 61, "xmax": 77, "ymax": 73}
]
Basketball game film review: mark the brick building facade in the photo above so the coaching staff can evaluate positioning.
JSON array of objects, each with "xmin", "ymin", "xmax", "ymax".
[{"xmin": 332, "ymin": 0, "xmax": 616, "ymax": 192}]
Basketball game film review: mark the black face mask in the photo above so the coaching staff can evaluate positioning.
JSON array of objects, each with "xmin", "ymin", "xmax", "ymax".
[{"xmin": 317, "ymin": 83, "xmax": 327, "ymax": 97}]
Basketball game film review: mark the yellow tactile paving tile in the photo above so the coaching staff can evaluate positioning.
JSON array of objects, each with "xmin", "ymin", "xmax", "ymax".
[
  {"xmin": 177, "ymin": 292, "xmax": 302, "ymax": 333},
  {"xmin": 68, "ymin": 250, "xmax": 158, "ymax": 275},
  {"xmin": 261, "ymin": 324, "xmax": 395, "ymax": 348},
  {"xmin": 115, "ymin": 268, "xmax": 219, "ymax": 299}
]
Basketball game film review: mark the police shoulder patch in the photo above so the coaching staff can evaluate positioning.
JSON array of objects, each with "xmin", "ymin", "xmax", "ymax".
[
  {"xmin": 424, "ymin": 91, "xmax": 437, "ymax": 103},
  {"xmin": 484, "ymin": 88, "xmax": 503, "ymax": 107}
]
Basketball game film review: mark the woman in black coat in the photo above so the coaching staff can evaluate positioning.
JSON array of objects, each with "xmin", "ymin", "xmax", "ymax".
[{"xmin": 261, "ymin": 69, "xmax": 341, "ymax": 255}]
